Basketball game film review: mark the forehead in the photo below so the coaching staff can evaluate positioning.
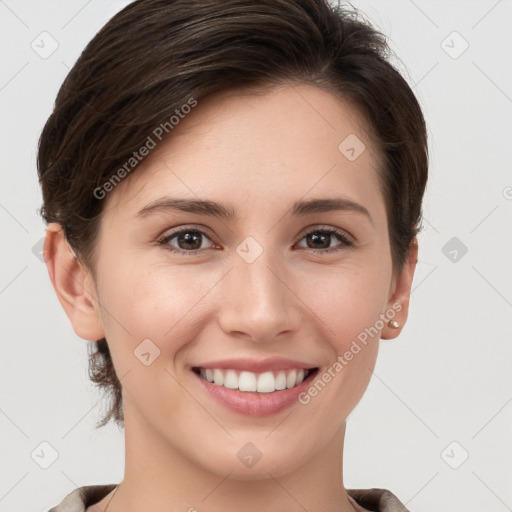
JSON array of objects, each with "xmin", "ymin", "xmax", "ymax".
[{"xmin": 102, "ymin": 83, "xmax": 384, "ymax": 218}]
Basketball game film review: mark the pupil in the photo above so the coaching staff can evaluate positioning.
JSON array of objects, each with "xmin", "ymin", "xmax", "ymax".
[
  {"xmin": 179, "ymin": 231, "xmax": 201, "ymax": 250},
  {"xmin": 308, "ymin": 232, "xmax": 329, "ymax": 249}
]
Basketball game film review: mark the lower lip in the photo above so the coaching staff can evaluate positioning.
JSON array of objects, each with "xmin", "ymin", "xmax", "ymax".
[{"xmin": 193, "ymin": 370, "xmax": 318, "ymax": 416}]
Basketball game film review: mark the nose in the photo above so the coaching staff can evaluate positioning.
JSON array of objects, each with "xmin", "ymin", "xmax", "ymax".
[{"xmin": 217, "ymin": 248, "xmax": 302, "ymax": 343}]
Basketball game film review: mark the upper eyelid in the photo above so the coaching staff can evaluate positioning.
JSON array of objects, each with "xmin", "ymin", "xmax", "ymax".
[
  {"xmin": 299, "ymin": 224, "xmax": 352, "ymax": 237},
  {"xmin": 159, "ymin": 224, "xmax": 216, "ymax": 240}
]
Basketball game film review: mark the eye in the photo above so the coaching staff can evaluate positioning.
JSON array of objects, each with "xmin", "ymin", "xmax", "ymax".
[
  {"xmin": 157, "ymin": 225, "xmax": 354, "ymax": 256},
  {"xmin": 157, "ymin": 227, "xmax": 215, "ymax": 255},
  {"xmin": 296, "ymin": 226, "xmax": 354, "ymax": 254}
]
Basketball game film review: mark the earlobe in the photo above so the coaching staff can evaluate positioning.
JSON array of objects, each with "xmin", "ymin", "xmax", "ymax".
[
  {"xmin": 44, "ymin": 223, "xmax": 105, "ymax": 341},
  {"xmin": 381, "ymin": 238, "xmax": 419, "ymax": 340}
]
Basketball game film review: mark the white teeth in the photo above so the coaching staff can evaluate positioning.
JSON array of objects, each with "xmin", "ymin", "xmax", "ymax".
[
  {"xmin": 256, "ymin": 372, "xmax": 275, "ymax": 393},
  {"xmin": 239, "ymin": 371, "xmax": 257, "ymax": 392},
  {"xmin": 213, "ymin": 368, "xmax": 224, "ymax": 386},
  {"xmin": 275, "ymin": 371, "xmax": 287, "ymax": 390},
  {"xmin": 223, "ymin": 370, "xmax": 238, "ymax": 389},
  {"xmin": 199, "ymin": 368, "xmax": 311, "ymax": 393},
  {"xmin": 286, "ymin": 369, "xmax": 297, "ymax": 389}
]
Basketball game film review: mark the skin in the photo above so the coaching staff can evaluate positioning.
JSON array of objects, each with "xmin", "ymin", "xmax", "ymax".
[{"xmin": 44, "ymin": 83, "xmax": 418, "ymax": 512}]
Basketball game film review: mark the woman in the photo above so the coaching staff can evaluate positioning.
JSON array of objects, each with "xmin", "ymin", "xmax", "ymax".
[{"xmin": 39, "ymin": 0, "xmax": 428, "ymax": 510}]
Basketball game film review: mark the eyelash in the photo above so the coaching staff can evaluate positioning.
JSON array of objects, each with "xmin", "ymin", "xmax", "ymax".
[{"xmin": 157, "ymin": 225, "xmax": 354, "ymax": 256}]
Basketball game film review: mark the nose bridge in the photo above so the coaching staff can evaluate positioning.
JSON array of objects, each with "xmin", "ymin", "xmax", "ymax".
[{"xmin": 218, "ymin": 240, "xmax": 300, "ymax": 341}]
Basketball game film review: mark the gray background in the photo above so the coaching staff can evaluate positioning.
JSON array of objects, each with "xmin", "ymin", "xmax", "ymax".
[{"xmin": 1, "ymin": 1, "xmax": 511, "ymax": 511}]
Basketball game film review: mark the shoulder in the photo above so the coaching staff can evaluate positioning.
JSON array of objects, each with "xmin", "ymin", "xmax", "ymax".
[
  {"xmin": 47, "ymin": 484, "xmax": 117, "ymax": 512},
  {"xmin": 347, "ymin": 487, "xmax": 411, "ymax": 512},
  {"xmin": 47, "ymin": 484, "xmax": 408, "ymax": 512}
]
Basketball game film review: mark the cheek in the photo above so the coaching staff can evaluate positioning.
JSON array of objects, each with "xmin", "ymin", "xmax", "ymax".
[
  {"xmin": 93, "ymin": 262, "xmax": 212, "ymax": 426},
  {"xmin": 294, "ymin": 262, "xmax": 389, "ymax": 405},
  {"xmin": 93, "ymin": 255, "xmax": 215, "ymax": 376},
  {"xmin": 293, "ymin": 268, "xmax": 387, "ymax": 430},
  {"xmin": 287, "ymin": 292, "xmax": 383, "ymax": 453},
  {"xmin": 299, "ymin": 261, "xmax": 391, "ymax": 348}
]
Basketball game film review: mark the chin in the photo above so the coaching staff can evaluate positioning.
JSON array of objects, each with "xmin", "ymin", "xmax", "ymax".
[{"xmin": 196, "ymin": 445, "xmax": 308, "ymax": 481}]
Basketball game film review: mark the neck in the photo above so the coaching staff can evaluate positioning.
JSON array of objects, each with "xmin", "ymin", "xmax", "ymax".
[{"xmin": 110, "ymin": 402, "xmax": 356, "ymax": 512}]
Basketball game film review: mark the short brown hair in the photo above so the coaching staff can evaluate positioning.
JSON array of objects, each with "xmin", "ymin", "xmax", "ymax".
[{"xmin": 37, "ymin": 0, "xmax": 428, "ymax": 428}]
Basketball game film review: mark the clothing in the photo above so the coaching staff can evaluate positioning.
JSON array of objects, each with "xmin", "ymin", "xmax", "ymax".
[
  {"xmin": 47, "ymin": 484, "xmax": 411, "ymax": 511},
  {"xmin": 347, "ymin": 488, "xmax": 411, "ymax": 511}
]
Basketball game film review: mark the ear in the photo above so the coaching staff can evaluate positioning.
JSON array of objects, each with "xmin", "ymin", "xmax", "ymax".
[
  {"xmin": 381, "ymin": 237, "xmax": 419, "ymax": 340},
  {"xmin": 43, "ymin": 223, "xmax": 105, "ymax": 341}
]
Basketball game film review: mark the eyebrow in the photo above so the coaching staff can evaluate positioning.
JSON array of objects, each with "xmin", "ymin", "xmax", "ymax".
[{"xmin": 135, "ymin": 196, "xmax": 372, "ymax": 224}]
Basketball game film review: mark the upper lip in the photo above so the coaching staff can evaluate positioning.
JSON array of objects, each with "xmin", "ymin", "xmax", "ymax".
[{"xmin": 192, "ymin": 357, "xmax": 318, "ymax": 373}]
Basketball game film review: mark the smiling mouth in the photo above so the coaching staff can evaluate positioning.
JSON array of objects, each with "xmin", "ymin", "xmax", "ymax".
[{"xmin": 192, "ymin": 367, "xmax": 319, "ymax": 393}]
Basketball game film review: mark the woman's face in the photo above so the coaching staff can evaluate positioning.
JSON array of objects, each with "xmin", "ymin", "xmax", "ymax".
[{"xmin": 80, "ymin": 83, "xmax": 414, "ymax": 478}]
